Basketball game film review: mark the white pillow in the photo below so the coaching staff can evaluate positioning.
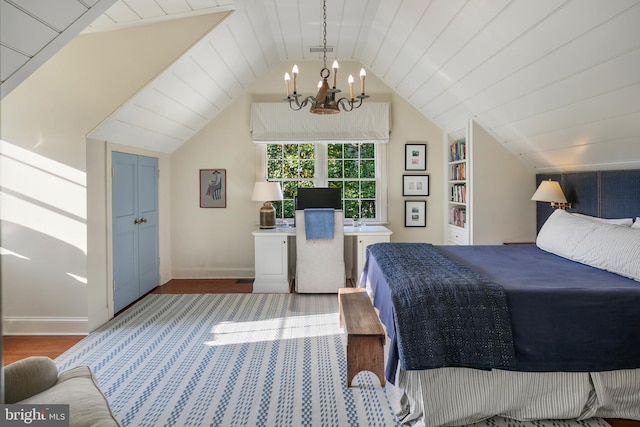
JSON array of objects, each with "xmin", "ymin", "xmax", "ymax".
[
  {"xmin": 632, "ymin": 217, "xmax": 640, "ymax": 229},
  {"xmin": 537, "ymin": 209, "xmax": 640, "ymax": 282},
  {"xmin": 571, "ymin": 212, "xmax": 633, "ymax": 226}
]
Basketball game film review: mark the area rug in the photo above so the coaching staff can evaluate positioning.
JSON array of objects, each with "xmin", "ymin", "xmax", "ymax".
[
  {"xmin": 55, "ymin": 293, "xmax": 611, "ymax": 427},
  {"xmin": 56, "ymin": 293, "xmax": 401, "ymax": 426}
]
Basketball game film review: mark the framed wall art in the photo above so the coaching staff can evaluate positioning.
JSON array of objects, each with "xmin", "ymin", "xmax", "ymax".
[
  {"xmin": 405, "ymin": 143, "xmax": 427, "ymax": 171},
  {"xmin": 200, "ymin": 169, "xmax": 226, "ymax": 208},
  {"xmin": 405, "ymin": 200, "xmax": 426, "ymax": 227},
  {"xmin": 403, "ymin": 174, "xmax": 430, "ymax": 196}
]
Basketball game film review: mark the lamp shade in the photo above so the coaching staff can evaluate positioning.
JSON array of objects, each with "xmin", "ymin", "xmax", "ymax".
[
  {"xmin": 251, "ymin": 181, "xmax": 283, "ymax": 202},
  {"xmin": 531, "ymin": 180, "xmax": 567, "ymax": 203}
]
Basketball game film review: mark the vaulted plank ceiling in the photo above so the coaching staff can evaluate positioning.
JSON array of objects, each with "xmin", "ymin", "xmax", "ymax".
[
  {"xmin": 2, "ymin": 0, "xmax": 640, "ymax": 172},
  {"xmin": 1, "ymin": 0, "xmax": 117, "ymax": 98}
]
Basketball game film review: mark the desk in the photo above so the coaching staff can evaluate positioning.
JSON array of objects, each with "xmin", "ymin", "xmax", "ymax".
[{"xmin": 252, "ymin": 225, "xmax": 392, "ymax": 293}]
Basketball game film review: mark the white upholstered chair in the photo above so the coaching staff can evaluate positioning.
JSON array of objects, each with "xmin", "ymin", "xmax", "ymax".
[{"xmin": 295, "ymin": 210, "xmax": 345, "ymax": 293}]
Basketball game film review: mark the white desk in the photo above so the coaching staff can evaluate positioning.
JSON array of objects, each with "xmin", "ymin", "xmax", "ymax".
[{"xmin": 252, "ymin": 225, "xmax": 392, "ymax": 293}]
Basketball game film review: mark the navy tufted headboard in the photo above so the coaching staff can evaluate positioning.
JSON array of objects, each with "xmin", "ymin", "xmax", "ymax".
[{"xmin": 536, "ymin": 170, "xmax": 640, "ymax": 233}]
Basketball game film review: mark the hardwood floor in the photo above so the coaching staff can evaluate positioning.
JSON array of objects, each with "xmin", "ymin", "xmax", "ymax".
[
  {"xmin": 3, "ymin": 279, "xmax": 250, "ymax": 366},
  {"xmin": 150, "ymin": 278, "xmax": 253, "ymax": 294},
  {"xmin": 2, "ymin": 335, "xmax": 86, "ymax": 365},
  {"xmin": 2, "ymin": 279, "xmax": 638, "ymax": 427}
]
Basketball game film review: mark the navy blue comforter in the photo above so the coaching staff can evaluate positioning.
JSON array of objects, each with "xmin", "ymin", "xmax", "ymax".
[
  {"xmin": 366, "ymin": 243, "xmax": 515, "ymax": 373},
  {"xmin": 361, "ymin": 243, "xmax": 640, "ymax": 384}
]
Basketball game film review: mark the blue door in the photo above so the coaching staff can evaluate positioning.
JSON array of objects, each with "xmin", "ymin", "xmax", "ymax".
[{"xmin": 112, "ymin": 152, "xmax": 159, "ymax": 313}]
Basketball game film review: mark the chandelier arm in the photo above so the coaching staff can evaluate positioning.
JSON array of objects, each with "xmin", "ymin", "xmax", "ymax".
[
  {"xmin": 286, "ymin": 95, "xmax": 318, "ymax": 111},
  {"xmin": 336, "ymin": 95, "xmax": 369, "ymax": 111},
  {"xmin": 336, "ymin": 97, "xmax": 355, "ymax": 112}
]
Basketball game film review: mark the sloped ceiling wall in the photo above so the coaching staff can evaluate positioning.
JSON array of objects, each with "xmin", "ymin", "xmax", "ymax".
[
  {"xmin": 3, "ymin": 0, "xmax": 640, "ymax": 172},
  {"xmin": 1, "ymin": 0, "xmax": 118, "ymax": 99},
  {"xmin": 0, "ymin": 0, "xmax": 232, "ymax": 100},
  {"xmin": 88, "ymin": 0, "xmax": 275, "ymax": 153}
]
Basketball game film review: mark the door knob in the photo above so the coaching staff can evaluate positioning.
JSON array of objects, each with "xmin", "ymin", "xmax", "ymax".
[
  {"xmin": 140, "ymin": 217, "xmax": 147, "ymax": 223},
  {"xmin": 134, "ymin": 218, "xmax": 141, "ymax": 225}
]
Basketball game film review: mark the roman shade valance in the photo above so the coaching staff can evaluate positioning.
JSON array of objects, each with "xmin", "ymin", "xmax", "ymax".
[{"xmin": 251, "ymin": 102, "xmax": 390, "ymax": 143}]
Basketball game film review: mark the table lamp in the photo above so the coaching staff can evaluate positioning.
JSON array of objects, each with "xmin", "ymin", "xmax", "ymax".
[{"xmin": 251, "ymin": 181, "xmax": 283, "ymax": 228}]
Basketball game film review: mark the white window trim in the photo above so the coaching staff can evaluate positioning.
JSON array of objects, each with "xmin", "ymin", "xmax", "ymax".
[{"xmin": 257, "ymin": 143, "xmax": 388, "ymax": 224}]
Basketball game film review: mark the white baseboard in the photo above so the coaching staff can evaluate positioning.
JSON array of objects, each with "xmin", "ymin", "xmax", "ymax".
[
  {"xmin": 171, "ymin": 268, "xmax": 254, "ymax": 279},
  {"xmin": 3, "ymin": 316, "xmax": 89, "ymax": 335}
]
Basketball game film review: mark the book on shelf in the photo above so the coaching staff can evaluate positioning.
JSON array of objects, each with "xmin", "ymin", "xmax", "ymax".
[
  {"xmin": 450, "ymin": 139, "xmax": 466, "ymax": 162},
  {"xmin": 450, "ymin": 163, "xmax": 465, "ymax": 180},
  {"xmin": 449, "ymin": 206, "xmax": 466, "ymax": 228},
  {"xmin": 450, "ymin": 184, "xmax": 467, "ymax": 203}
]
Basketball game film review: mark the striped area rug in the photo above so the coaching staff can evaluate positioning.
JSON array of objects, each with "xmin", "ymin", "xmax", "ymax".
[
  {"xmin": 55, "ymin": 293, "xmax": 612, "ymax": 427},
  {"xmin": 56, "ymin": 293, "xmax": 401, "ymax": 426}
]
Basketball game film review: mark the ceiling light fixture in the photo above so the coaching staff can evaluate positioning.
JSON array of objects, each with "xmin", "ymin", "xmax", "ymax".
[{"xmin": 283, "ymin": 0, "xmax": 369, "ymax": 114}]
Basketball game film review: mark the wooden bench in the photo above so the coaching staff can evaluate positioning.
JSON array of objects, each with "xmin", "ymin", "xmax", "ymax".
[{"xmin": 338, "ymin": 288, "xmax": 386, "ymax": 387}]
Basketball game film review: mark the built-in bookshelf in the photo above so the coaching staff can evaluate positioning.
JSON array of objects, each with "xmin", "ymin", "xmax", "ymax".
[
  {"xmin": 446, "ymin": 130, "xmax": 469, "ymax": 244},
  {"xmin": 443, "ymin": 118, "xmax": 537, "ymax": 246}
]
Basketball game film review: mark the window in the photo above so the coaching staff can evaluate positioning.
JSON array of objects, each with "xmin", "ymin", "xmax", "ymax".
[
  {"xmin": 264, "ymin": 142, "xmax": 387, "ymax": 223},
  {"xmin": 266, "ymin": 143, "xmax": 315, "ymax": 218},
  {"xmin": 327, "ymin": 143, "xmax": 376, "ymax": 220}
]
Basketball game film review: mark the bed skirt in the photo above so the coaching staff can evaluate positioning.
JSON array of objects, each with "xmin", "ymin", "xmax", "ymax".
[
  {"xmin": 372, "ymin": 291, "xmax": 640, "ymax": 426},
  {"xmin": 391, "ymin": 367, "xmax": 640, "ymax": 426}
]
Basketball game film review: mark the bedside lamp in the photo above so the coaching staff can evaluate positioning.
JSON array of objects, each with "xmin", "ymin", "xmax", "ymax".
[
  {"xmin": 531, "ymin": 179, "xmax": 571, "ymax": 210},
  {"xmin": 251, "ymin": 181, "xmax": 283, "ymax": 228}
]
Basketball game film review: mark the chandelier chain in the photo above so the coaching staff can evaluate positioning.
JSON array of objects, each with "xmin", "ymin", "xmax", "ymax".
[{"xmin": 322, "ymin": 0, "xmax": 327, "ymax": 68}]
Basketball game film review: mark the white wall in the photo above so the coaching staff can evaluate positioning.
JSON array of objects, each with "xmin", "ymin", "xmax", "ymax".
[
  {"xmin": 170, "ymin": 92, "xmax": 258, "ymax": 278},
  {"xmin": 169, "ymin": 61, "xmax": 446, "ymax": 279},
  {"xmin": 1, "ymin": 15, "xmax": 222, "ymax": 334},
  {"xmin": 471, "ymin": 121, "xmax": 537, "ymax": 244},
  {"xmin": 387, "ymin": 92, "xmax": 445, "ymax": 243}
]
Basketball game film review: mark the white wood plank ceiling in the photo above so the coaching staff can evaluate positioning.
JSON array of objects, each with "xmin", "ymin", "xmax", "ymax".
[
  {"xmin": 84, "ymin": 0, "xmax": 234, "ymax": 32},
  {"xmin": 1, "ymin": 0, "xmax": 117, "ymax": 98},
  {"xmin": 3, "ymin": 0, "xmax": 640, "ymax": 172},
  {"xmin": 0, "ymin": 0, "xmax": 232, "ymax": 99}
]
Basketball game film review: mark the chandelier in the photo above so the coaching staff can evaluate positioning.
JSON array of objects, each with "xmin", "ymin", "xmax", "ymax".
[{"xmin": 283, "ymin": 0, "xmax": 369, "ymax": 114}]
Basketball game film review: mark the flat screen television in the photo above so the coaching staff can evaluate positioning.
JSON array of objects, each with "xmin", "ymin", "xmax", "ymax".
[{"xmin": 295, "ymin": 187, "xmax": 342, "ymax": 210}]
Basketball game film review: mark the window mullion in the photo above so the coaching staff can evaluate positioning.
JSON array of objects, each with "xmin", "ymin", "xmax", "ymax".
[
  {"xmin": 315, "ymin": 143, "xmax": 328, "ymax": 187},
  {"xmin": 376, "ymin": 143, "xmax": 387, "ymax": 223}
]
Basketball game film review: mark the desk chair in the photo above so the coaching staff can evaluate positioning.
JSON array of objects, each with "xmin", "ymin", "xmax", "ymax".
[{"xmin": 295, "ymin": 210, "xmax": 345, "ymax": 293}]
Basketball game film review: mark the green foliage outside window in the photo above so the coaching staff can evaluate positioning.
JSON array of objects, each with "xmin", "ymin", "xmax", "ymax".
[
  {"xmin": 268, "ymin": 142, "xmax": 377, "ymax": 220},
  {"xmin": 328, "ymin": 143, "xmax": 376, "ymax": 220},
  {"xmin": 268, "ymin": 144, "xmax": 315, "ymax": 218}
]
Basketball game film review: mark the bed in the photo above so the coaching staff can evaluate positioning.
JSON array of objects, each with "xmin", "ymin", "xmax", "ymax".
[{"xmin": 360, "ymin": 210, "xmax": 640, "ymax": 426}]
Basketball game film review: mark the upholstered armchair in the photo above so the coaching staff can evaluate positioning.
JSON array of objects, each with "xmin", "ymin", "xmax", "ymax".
[{"xmin": 3, "ymin": 356, "xmax": 120, "ymax": 427}]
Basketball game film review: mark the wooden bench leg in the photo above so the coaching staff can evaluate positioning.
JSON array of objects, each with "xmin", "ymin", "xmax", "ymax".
[{"xmin": 346, "ymin": 335, "xmax": 386, "ymax": 387}]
